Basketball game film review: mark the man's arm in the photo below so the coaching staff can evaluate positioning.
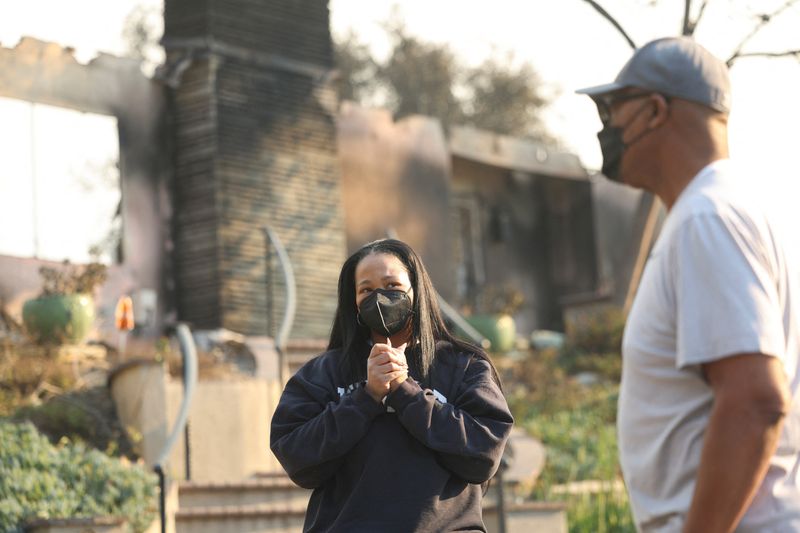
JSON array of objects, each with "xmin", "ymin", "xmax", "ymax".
[{"xmin": 683, "ymin": 353, "xmax": 791, "ymax": 533}]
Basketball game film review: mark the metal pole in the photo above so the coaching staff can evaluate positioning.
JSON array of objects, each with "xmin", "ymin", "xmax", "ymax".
[
  {"xmin": 496, "ymin": 467, "xmax": 507, "ymax": 533},
  {"xmin": 155, "ymin": 465, "xmax": 166, "ymax": 533},
  {"xmin": 153, "ymin": 324, "xmax": 199, "ymax": 533}
]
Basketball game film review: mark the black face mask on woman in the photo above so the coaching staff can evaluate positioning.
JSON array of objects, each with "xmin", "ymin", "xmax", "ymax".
[
  {"xmin": 358, "ymin": 288, "xmax": 413, "ymax": 337},
  {"xmin": 598, "ymin": 101, "xmax": 656, "ymax": 183}
]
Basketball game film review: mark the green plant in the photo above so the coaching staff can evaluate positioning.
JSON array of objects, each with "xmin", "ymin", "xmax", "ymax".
[
  {"xmin": 22, "ymin": 261, "xmax": 108, "ymax": 346},
  {"xmin": 565, "ymin": 490, "xmax": 636, "ymax": 533},
  {"xmin": 0, "ymin": 421, "xmax": 156, "ymax": 532},
  {"xmin": 566, "ymin": 307, "xmax": 625, "ymax": 355},
  {"xmin": 506, "ymin": 347, "xmax": 594, "ymax": 419},
  {"xmin": 522, "ymin": 386, "xmax": 619, "ymax": 488},
  {"xmin": 515, "ymin": 384, "xmax": 634, "ymax": 532},
  {"xmin": 504, "ymin": 337, "xmax": 635, "ymax": 531},
  {"xmin": 37, "ymin": 261, "xmax": 108, "ymax": 297},
  {"xmin": 560, "ymin": 307, "xmax": 626, "ymax": 382},
  {"xmin": 560, "ymin": 350, "xmax": 623, "ymax": 383}
]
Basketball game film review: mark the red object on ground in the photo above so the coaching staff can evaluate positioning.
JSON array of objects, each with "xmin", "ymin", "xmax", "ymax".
[{"xmin": 115, "ymin": 296, "xmax": 135, "ymax": 331}]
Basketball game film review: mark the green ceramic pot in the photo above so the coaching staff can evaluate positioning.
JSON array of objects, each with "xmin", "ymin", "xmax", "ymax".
[
  {"xmin": 465, "ymin": 313, "xmax": 517, "ymax": 353},
  {"xmin": 22, "ymin": 294, "xmax": 95, "ymax": 345}
]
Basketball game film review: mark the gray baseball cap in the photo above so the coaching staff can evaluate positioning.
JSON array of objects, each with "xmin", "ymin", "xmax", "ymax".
[{"xmin": 576, "ymin": 36, "xmax": 731, "ymax": 113}]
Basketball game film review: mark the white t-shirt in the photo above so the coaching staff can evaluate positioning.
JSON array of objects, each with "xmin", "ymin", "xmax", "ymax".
[{"xmin": 619, "ymin": 159, "xmax": 800, "ymax": 532}]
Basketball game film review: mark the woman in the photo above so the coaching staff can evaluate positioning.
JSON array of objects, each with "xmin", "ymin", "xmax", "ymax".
[{"xmin": 270, "ymin": 239, "xmax": 513, "ymax": 532}]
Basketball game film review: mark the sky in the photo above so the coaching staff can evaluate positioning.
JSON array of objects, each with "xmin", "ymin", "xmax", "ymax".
[
  {"xmin": 0, "ymin": 0, "xmax": 799, "ymax": 257},
  {"xmin": 0, "ymin": 97, "xmax": 119, "ymax": 262}
]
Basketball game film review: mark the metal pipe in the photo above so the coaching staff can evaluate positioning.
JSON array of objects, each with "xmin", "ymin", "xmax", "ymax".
[
  {"xmin": 153, "ymin": 323, "xmax": 199, "ymax": 533},
  {"xmin": 263, "ymin": 226, "xmax": 297, "ymax": 383},
  {"xmin": 154, "ymin": 324, "xmax": 198, "ymax": 468}
]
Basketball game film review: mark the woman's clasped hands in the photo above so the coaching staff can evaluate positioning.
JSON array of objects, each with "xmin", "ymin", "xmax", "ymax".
[{"xmin": 366, "ymin": 339, "xmax": 408, "ymax": 403}]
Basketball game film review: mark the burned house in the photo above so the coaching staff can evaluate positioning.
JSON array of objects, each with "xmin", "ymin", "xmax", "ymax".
[
  {"xmin": 0, "ymin": 0, "xmax": 645, "ymax": 348},
  {"xmin": 0, "ymin": 37, "xmax": 169, "ymax": 338},
  {"xmin": 0, "ymin": 0, "xmax": 347, "ymax": 345},
  {"xmin": 0, "ymin": 3, "xmax": 647, "ymax": 528},
  {"xmin": 336, "ymin": 104, "xmax": 641, "ymax": 336}
]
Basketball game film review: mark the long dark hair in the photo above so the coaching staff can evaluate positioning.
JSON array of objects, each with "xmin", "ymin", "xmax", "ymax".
[{"xmin": 328, "ymin": 239, "xmax": 500, "ymax": 387}]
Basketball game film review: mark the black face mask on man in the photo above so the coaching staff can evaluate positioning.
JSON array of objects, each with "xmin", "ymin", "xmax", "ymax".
[
  {"xmin": 358, "ymin": 288, "xmax": 413, "ymax": 337},
  {"xmin": 597, "ymin": 101, "xmax": 656, "ymax": 183}
]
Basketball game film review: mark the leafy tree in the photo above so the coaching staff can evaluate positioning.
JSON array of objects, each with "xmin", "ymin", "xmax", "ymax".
[
  {"xmin": 334, "ymin": 30, "xmax": 380, "ymax": 104},
  {"xmin": 335, "ymin": 20, "xmax": 556, "ymax": 142},
  {"xmin": 465, "ymin": 53, "xmax": 552, "ymax": 142},
  {"xmin": 122, "ymin": 4, "xmax": 164, "ymax": 74},
  {"xmin": 380, "ymin": 25, "xmax": 466, "ymax": 128}
]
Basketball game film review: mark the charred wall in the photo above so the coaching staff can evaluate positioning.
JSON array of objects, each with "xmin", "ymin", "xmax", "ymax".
[
  {"xmin": 0, "ymin": 38, "xmax": 170, "ymax": 338},
  {"xmin": 165, "ymin": 0, "xmax": 345, "ymax": 338}
]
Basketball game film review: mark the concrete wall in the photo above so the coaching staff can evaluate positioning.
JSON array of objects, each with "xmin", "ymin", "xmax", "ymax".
[
  {"xmin": 0, "ymin": 38, "xmax": 171, "ymax": 339},
  {"xmin": 337, "ymin": 103, "xmax": 455, "ymax": 299},
  {"xmin": 167, "ymin": 378, "xmax": 285, "ymax": 482},
  {"xmin": 109, "ymin": 360, "xmax": 170, "ymax": 468},
  {"xmin": 109, "ymin": 358, "xmax": 283, "ymax": 482}
]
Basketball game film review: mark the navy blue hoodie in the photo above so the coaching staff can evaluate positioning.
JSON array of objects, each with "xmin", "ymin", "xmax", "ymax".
[{"xmin": 270, "ymin": 341, "xmax": 514, "ymax": 532}]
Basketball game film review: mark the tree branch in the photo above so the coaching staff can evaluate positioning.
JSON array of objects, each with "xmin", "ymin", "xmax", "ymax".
[
  {"xmin": 683, "ymin": 0, "xmax": 693, "ymax": 36},
  {"xmin": 581, "ymin": 0, "xmax": 637, "ymax": 49},
  {"xmin": 684, "ymin": 0, "xmax": 710, "ymax": 36},
  {"xmin": 728, "ymin": 49, "xmax": 800, "ymax": 65},
  {"xmin": 727, "ymin": 0, "xmax": 800, "ymax": 65},
  {"xmin": 691, "ymin": 0, "xmax": 711, "ymax": 35}
]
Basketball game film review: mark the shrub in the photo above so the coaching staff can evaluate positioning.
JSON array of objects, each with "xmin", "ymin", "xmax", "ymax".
[
  {"xmin": 559, "ymin": 307, "xmax": 626, "ymax": 382},
  {"xmin": 566, "ymin": 490, "xmax": 636, "ymax": 533},
  {"xmin": 522, "ymin": 386, "xmax": 619, "ymax": 488},
  {"xmin": 516, "ymin": 384, "xmax": 634, "ymax": 532},
  {"xmin": 0, "ymin": 421, "xmax": 156, "ymax": 532},
  {"xmin": 13, "ymin": 386, "xmax": 137, "ymax": 459},
  {"xmin": 566, "ymin": 307, "xmax": 625, "ymax": 355},
  {"xmin": 505, "ymin": 334, "xmax": 635, "ymax": 531}
]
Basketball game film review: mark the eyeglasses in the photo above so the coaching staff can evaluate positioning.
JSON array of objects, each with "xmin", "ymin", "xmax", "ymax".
[{"xmin": 594, "ymin": 92, "xmax": 653, "ymax": 124}]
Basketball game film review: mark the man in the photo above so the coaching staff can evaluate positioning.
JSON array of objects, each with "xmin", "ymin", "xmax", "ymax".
[{"xmin": 577, "ymin": 37, "xmax": 800, "ymax": 532}]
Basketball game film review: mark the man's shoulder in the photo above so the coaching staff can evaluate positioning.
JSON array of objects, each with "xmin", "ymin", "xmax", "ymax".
[
  {"xmin": 684, "ymin": 162, "xmax": 767, "ymax": 217},
  {"xmin": 667, "ymin": 172, "xmax": 769, "ymax": 248}
]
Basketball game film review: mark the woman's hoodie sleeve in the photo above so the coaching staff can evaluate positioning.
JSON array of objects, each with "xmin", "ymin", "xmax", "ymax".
[
  {"xmin": 269, "ymin": 355, "xmax": 384, "ymax": 489},
  {"xmin": 384, "ymin": 355, "xmax": 513, "ymax": 484}
]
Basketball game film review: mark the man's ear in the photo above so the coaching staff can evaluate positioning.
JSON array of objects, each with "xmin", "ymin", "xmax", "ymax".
[{"xmin": 647, "ymin": 93, "xmax": 670, "ymax": 128}]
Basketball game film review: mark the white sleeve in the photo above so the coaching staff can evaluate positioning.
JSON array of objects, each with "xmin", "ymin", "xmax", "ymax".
[{"xmin": 674, "ymin": 211, "xmax": 785, "ymax": 368}]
